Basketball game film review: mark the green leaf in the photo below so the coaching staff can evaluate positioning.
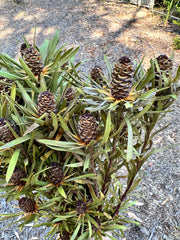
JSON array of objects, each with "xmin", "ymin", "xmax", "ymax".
[
  {"xmin": 40, "ymin": 40, "xmax": 49, "ymax": 61},
  {"xmin": 59, "ymin": 47, "xmax": 79, "ymax": 68},
  {"xmin": 127, "ymin": 178, "xmax": 141, "ymax": 194},
  {"xmin": 120, "ymin": 200, "xmax": 138, "ymax": 211},
  {"xmin": 71, "ymin": 222, "xmax": 81, "ymax": 240},
  {"xmin": 23, "ymin": 35, "xmax": 30, "ymax": 48},
  {"xmin": 3, "ymin": 54, "xmax": 22, "ymax": 68},
  {"xmin": 133, "ymin": 57, "xmax": 144, "ymax": 79},
  {"xmin": 6, "ymin": 149, "xmax": 21, "ymax": 182},
  {"xmin": 136, "ymin": 66, "xmax": 154, "ymax": 91},
  {"xmin": 58, "ymin": 186, "xmax": 67, "ymax": 199},
  {"xmin": 0, "ymin": 71, "xmax": 22, "ymax": 81},
  {"xmin": 39, "ymin": 74, "xmax": 47, "ymax": 92},
  {"xmin": 37, "ymin": 139, "xmax": 85, "ymax": 155},
  {"xmin": 37, "ymin": 139, "xmax": 80, "ymax": 148},
  {"xmin": 132, "ymin": 102, "xmax": 153, "ymax": 121},
  {"xmin": 104, "ymin": 212, "xmax": 112, "ymax": 219},
  {"xmin": 16, "ymin": 81, "xmax": 37, "ymax": 110},
  {"xmin": 45, "ymin": 30, "xmax": 60, "ymax": 64},
  {"xmin": 64, "ymin": 174, "xmax": 96, "ymax": 182},
  {"xmin": 105, "ymin": 224, "xmax": 127, "ymax": 230},
  {"xmin": 19, "ymin": 58, "xmax": 39, "ymax": 84},
  {"xmin": 102, "ymin": 110, "xmax": 111, "ymax": 144},
  {"xmin": 104, "ymin": 54, "xmax": 112, "ymax": 76},
  {"xmin": 83, "ymin": 155, "xmax": 90, "ymax": 172},
  {"xmin": 0, "ymin": 212, "xmax": 22, "ymax": 221},
  {"xmin": 23, "ymin": 123, "xmax": 40, "ymax": 136},
  {"xmin": 172, "ymin": 65, "xmax": 180, "ymax": 83},
  {"xmin": 66, "ymin": 162, "xmax": 84, "ymax": 168},
  {"xmin": 125, "ymin": 118, "xmax": 133, "ymax": 162},
  {"xmin": 58, "ymin": 114, "xmax": 71, "ymax": 132},
  {"xmin": 77, "ymin": 231, "xmax": 89, "ymax": 240},
  {"xmin": 10, "ymin": 82, "xmax": 16, "ymax": 101},
  {"xmin": 0, "ymin": 135, "xmax": 31, "ymax": 150},
  {"xmin": 87, "ymin": 219, "xmax": 92, "ymax": 239},
  {"xmin": 53, "ymin": 213, "xmax": 76, "ymax": 222},
  {"xmin": 139, "ymin": 88, "xmax": 157, "ymax": 100}
]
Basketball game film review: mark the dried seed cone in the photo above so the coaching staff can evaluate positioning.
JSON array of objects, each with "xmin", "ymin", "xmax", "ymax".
[
  {"xmin": 111, "ymin": 56, "xmax": 133, "ymax": 100},
  {"xmin": 0, "ymin": 77, "xmax": 12, "ymax": 95},
  {"xmin": 19, "ymin": 197, "xmax": 36, "ymax": 213},
  {"xmin": 65, "ymin": 88, "xmax": 76, "ymax": 102},
  {"xmin": 77, "ymin": 113, "xmax": 97, "ymax": 144},
  {"xmin": 90, "ymin": 65, "xmax": 104, "ymax": 85},
  {"xmin": 155, "ymin": 55, "xmax": 173, "ymax": 86},
  {"xmin": 75, "ymin": 201, "xmax": 87, "ymax": 214},
  {"xmin": 37, "ymin": 91, "xmax": 56, "ymax": 117},
  {"xmin": 10, "ymin": 168, "xmax": 26, "ymax": 186},
  {"xmin": 20, "ymin": 43, "xmax": 43, "ymax": 78},
  {"xmin": 48, "ymin": 162, "xmax": 63, "ymax": 185},
  {"xmin": 0, "ymin": 118, "xmax": 16, "ymax": 143}
]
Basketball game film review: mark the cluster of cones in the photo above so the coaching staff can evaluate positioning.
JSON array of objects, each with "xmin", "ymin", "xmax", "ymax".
[{"xmin": 0, "ymin": 41, "xmax": 173, "ymax": 216}]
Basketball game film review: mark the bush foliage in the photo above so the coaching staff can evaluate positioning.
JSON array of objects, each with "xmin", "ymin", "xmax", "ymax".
[{"xmin": 0, "ymin": 31, "xmax": 179, "ymax": 239}]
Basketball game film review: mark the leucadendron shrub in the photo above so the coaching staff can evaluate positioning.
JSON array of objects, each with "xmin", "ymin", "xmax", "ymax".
[{"xmin": 0, "ymin": 31, "xmax": 179, "ymax": 240}]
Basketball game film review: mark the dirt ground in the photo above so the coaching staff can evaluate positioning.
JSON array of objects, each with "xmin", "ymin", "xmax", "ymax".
[{"xmin": 0, "ymin": 0, "xmax": 180, "ymax": 239}]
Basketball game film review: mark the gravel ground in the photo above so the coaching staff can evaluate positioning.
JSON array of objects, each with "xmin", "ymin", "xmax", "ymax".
[{"xmin": 0, "ymin": 0, "xmax": 180, "ymax": 239}]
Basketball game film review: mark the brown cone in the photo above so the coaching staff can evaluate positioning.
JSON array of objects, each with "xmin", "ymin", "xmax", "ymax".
[
  {"xmin": 75, "ymin": 200, "xmax": 87, "ymax": 214},
  {"xmin": 90, "ymin": 65, "xmax": 104, "ymax": 85},
  {"xmin": 64, "ymin": 88, "xmax": 76, "ymax": 102},
  {"xmin": 0, "ymin": 118, "xmax": 16, "ymax": 143},
  {"xmin": 19, "ymin": 197, "xmax": 36, "ymax": 213},
  {"xmin": 111, "ymin": 56, "xmax": 133, "ymax": 100},
  {"xmin": 47, "ymin": 162, "xmax": 63, "ymax": 185},
  {"xmin": 77, "ymin": 113, "xmax": 97, "ymax": 144},
  {"xmin": 37, "ymin": 91, "xmax": 56, "ymax": 118},
  {"xmin": 10, "ymin": 168, "xmax": 26, "ymax": 186},
  {"xmin": 155, "ymin": 55, "xmax": 173, "ymax": 87},
  {"xmin": 20, "ymin": 43, "xmax": 43, "ymax": 78},
  {"xmin": 0, "ymin": 77, "xmax": 12, "ymax": 96}
]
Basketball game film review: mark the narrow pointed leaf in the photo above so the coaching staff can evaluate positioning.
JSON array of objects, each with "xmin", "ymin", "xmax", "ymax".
[
  {"xmin": 6, "ymin": 149, "xmax": 21, "ymax": 182},
  {"xmin": 102, "ymin": 110, "xmax": 111, "ymax": 144},
  {"xmin": 19, "ymin": 58, "xmax": 39, "ymax": 84},
  {"xmin": 125, "ymin": 118, "xmax": 133, "ymax": 161},
  {"xmin": 71, "ymin": 222, "xmax": 81, "ymax": 240},
  {"xmin": 0, "ymin": 135, "xmax": 31, "ymax": 150},
  {"xmin": 0, "ymin": 71, "xmax": 22, "ymax": 80},
  {"xmin": 58, "ymin": 186, "xmax": 67, "ymax": 199}
]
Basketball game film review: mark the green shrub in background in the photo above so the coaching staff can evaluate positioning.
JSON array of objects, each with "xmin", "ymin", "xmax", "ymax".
[
  {"xmin": 0, "ymin": 31, "xmax": 179, "ymax": 240},
  {"xmin": 154, "ymin": 0, "xmax": 180, "ymax": 24},
  {"xmin": 173, "ymin": 35, "xmax": 180, "ymax": 49}
]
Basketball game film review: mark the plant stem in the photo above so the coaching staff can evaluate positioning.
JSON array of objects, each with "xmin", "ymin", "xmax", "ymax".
[
  {"xmin": 113, "ymin": 127, "xmax": 152, "ymax": 217},
  {"xmin": 89, "ymin": 147, "xmax": 99, "ymax": 198},
  {"xmin": 102, "ymin": 137, "xmax": 117, "ymax": 195},
  {"xmin": 112, "ymin": 177, "xmax": 135, "ymax": 217}
]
